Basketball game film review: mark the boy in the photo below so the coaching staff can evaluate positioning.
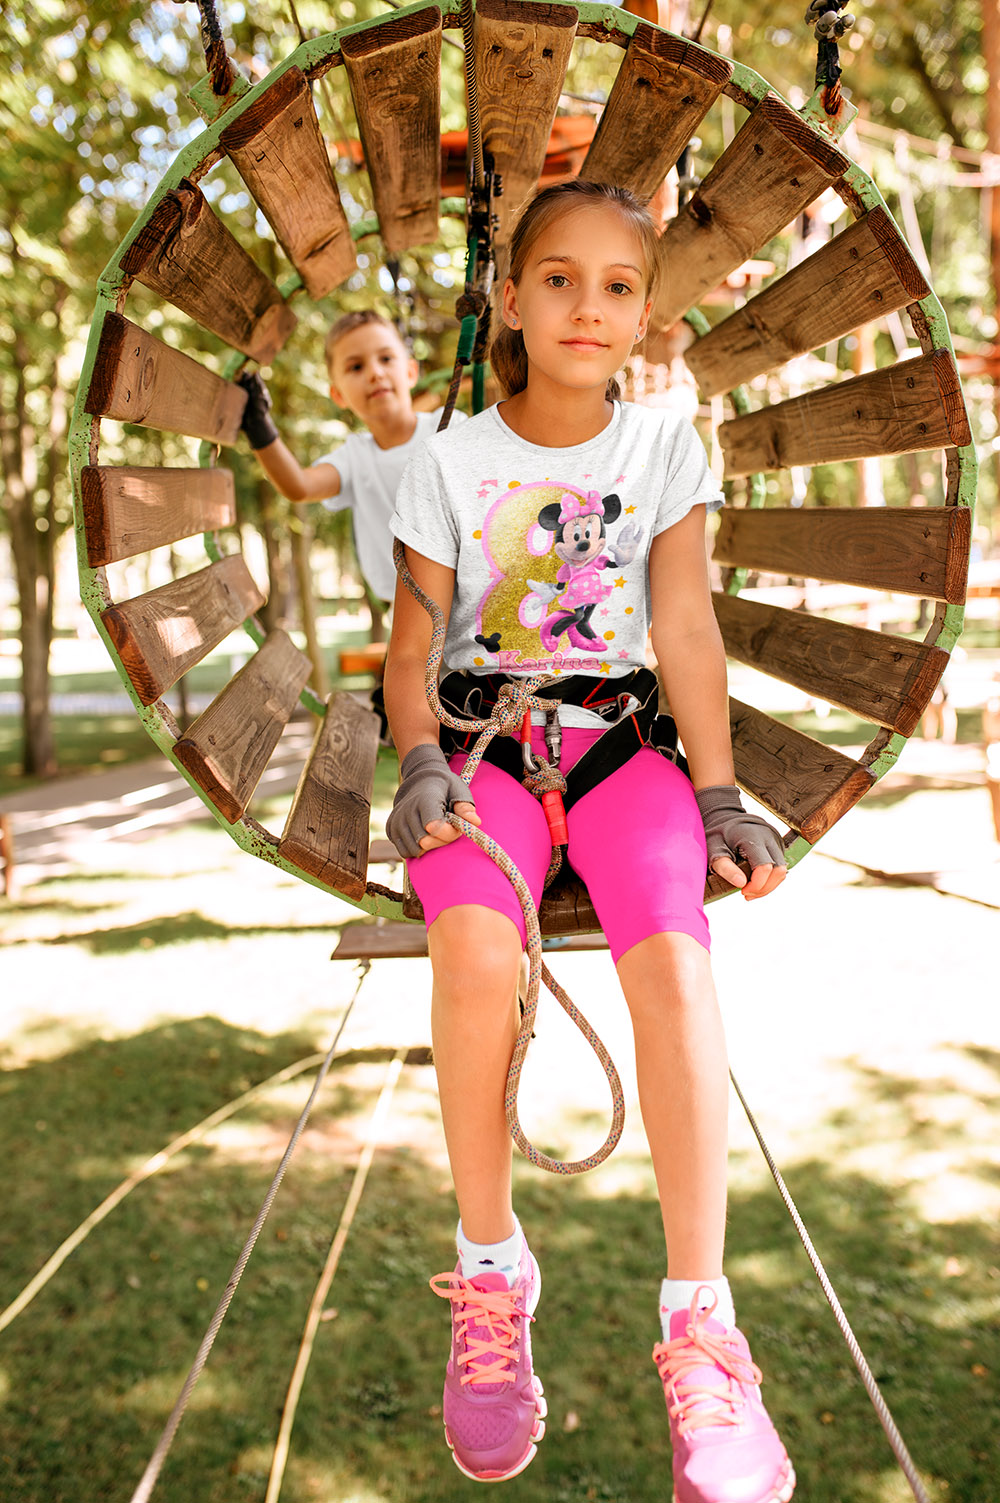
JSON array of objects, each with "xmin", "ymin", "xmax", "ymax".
[{"xmin": 238, "ymin": 310, "xmax": 464, "ymax": 605}]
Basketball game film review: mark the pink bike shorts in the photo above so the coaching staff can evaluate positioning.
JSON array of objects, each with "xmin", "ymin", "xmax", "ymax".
[{"xmin": 407, "ymin": 725, "xmax": 710, "ymax": 964}]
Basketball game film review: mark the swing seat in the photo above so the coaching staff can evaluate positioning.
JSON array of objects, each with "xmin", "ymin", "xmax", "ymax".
[{"xmin": 72, "ymin": 0, "xmax": 974, "ymax": 932}]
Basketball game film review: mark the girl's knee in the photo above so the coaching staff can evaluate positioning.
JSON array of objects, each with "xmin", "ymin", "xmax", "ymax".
[{"xmin": 429, "ymin": 905, "xmax": 523, "ymax": 999}]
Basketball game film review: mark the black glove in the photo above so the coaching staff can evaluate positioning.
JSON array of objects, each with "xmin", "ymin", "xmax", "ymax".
[
  {"xmin": 237, "ymin": 371, "xmax": 279, "ymax": 449},
  {"xmin": 386, "ymin": 745, "xmax": 476, "ymax": 859},
  {"xmin": 695, "ymin": 785, "xmax": 786, "ymax": 873}
]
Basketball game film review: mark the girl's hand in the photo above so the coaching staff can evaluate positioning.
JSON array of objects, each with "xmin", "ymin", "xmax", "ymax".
[
  {"xmin": 386, "ymin": 744, "xmax": 481, "ymax": 858},
  {"xmin": 695, "ymin": 785, "xmax": 787, "ymax": 902}
]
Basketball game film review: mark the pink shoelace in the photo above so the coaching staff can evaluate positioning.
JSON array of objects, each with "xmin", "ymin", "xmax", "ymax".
[
  {"xmin": 653, "ymin": 1300, "xmax": 763, "ymax": 1437},
  {"xmin": 430, "ymin": 1273, "xmax": 532, "ymax": 1387}
]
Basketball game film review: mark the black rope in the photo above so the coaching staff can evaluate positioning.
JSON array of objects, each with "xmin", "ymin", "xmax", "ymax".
[
  {"xmin": 805, "ymin": 0, "xmax": 857, "ymax": 115},
  {"xmin": 183, "ymin": 0, "xmax": 237, "ymax": 96}
]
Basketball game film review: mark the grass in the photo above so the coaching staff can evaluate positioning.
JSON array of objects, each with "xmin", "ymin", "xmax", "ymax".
[
  {"xmin": 1, "ymin": 1022, "xmax": 996, "ymax": 1502},
  {"xmin": 2, "ymin": 823, "xmax": 998, "ymax": 1503}
]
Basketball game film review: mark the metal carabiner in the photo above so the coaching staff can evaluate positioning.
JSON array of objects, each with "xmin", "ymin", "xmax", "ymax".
[{"xmin": 543, "ymin": 702, "xmax": 562, "ymax": 768}]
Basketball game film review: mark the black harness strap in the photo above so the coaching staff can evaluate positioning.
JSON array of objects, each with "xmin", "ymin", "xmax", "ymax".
[{"xmin": 437, "ymin": 668, "xmax": 689, "ymax": 811}]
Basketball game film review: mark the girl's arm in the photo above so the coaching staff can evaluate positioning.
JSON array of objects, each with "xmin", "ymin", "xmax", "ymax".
[
  {"xmin": 649, "ymin": 506, "xmax": 784, "ymax": 898},
  {"xmin": 383, "ymin": 544, "xmax": 478, "ymax": 850}
]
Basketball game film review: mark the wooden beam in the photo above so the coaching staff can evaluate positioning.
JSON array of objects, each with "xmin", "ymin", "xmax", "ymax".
[
  {"xmin": 651, "ymin": 93, "xmax": 849, "ymax": 331},
  {"xmin": 101, "ymin": 554, "xmax": 265, "ymax": 707},
  {"xmin": 685, "ymin": 206, "xmax": 929, "ymax": 397},
  {"xmin": 717, "ymin": 349, "xmax": 972, "ymax": 476},
  {"xmin": 119, "ymin": 180, "xmax": 296, "ymax": 364},
  {"xmin": 278, "ymin": 691, "xmax": 380, "ymax": 901},
  {"xmin": 172, "ymin": 630, "xmax": 312, "ymax": 824},
  {"xmin": 333, "ymin": 918, "xmax": 613, "ymax": 959},
  {"xmin": 729, "ymin": 697, "xmax": 875, "ymax": 843},
  {"xmin": 582, "ymin": 27, "xmax": 731, "ymax": 202},
  {"xmin": 220, "ymin": 67, "xmax": 356, "ymax": 298},
  {"xmin": 713, "ymin": 590, "xmax": 948, "ymax": 736},
  {"xmin": 713, "ymin": 504, "xmax": 971, "ymax": 603},
  {"xmin": 85, "ymin": 313, "xmax": 245, "ymax": 445},
  {"xmin": 81, "ymin": 465, "xmax": 237, "ymax": 567},
  {"xmin": 340, "ymin": 10, "xmax": 442, "ymax": 254},
  {"xmin": 473, "ymin": 0, "xmax": 578, "ymax": 241}
]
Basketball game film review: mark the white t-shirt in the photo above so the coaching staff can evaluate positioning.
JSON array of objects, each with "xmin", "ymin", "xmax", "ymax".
[
  {"xmin": 391, "ymin": 401, "xmax": 722, "ymax": 697},
  {"xmin": 317, "ymin": 408, "xmax": 465, "ymax": 602}
]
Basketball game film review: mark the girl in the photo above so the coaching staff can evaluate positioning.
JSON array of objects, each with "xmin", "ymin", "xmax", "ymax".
[{"xmin": 384, "ymin": 180, "xmax": 793, "ymax": 1503}]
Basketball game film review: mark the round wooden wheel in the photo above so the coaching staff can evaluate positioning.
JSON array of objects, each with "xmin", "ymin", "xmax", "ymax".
[{"xmin": 69, "ymin": 0, "xmax": 976, "ymax": 929}]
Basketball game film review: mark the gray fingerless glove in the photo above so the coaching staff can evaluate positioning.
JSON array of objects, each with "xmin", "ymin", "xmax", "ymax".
[
  {"xmin": 237, "ymin": 371, "xmax": 279, "ymax": 449},
  {"xmin": 386, "ymin": 744, "xmax": 475, "ymax": 859},
  {"xmin": 695, "ymin": 785, "xmax": 786, "ymax": 872}
]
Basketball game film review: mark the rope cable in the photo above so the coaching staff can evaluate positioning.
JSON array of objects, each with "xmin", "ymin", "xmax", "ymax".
[
  {"xmin": 128, "ymin": 962, "xmax": 371, "ymax": 1503},
  {"xmin": 0, "ymin": 1049, "xmax": 333, "ymax": 1337},
  {"xmin": 264, "ymin": 1047, "xmax": 409, "ymax": 1503},
  {"xmin": 183, "ymin": 0, "xmax": 237, "ymax": 96},
  {"xmin": 730, "ymin": 1070, "xmax": 933, "ymax": 1503}
]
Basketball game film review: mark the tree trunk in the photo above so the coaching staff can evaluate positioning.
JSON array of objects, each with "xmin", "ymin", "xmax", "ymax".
[
  {"xmin": 290, "ymin": 514, "xmax": 330, "ymax": 699},
  {"xmin": 1, "ymin": 324, "xmax": 56, "ymax": 777},
  {"xmin": 256, "ymin": 476, "xmax": 290, "ymax": 633},
  {"xmin": 982, "ymin": 0, "xmax": 1000, "ymax": 497}
]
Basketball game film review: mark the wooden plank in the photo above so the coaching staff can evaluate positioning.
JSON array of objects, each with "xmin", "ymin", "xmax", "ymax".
[
  {"xmin": 473, "ymin": 0, "xmax": 578, "ymax": 240},
  {"xmin": 713, "ymin": 504, "xmax": 971, "ymax": 604},
  {"xmin": 717, "ymin": 349, "xmax": 973, "ymax": 476},
  {"xmin": 101, "ymin": 554, "xmax": 265, "ymax": 708},
  {"xmin": 84, "ymin": 313, "xmax": 245, "ymax": 445},
  {"xmin": 119, "ymin": 179, "xmax": 296, "ymax": 363},
  {"xmin": 581, "ymin": 27, "xmax": 731, "ymax": 202},
  {"xmin": 650, "ymin": 93, "xmax": 850, "ymax": 331},
  {"xmin": 340, "ymin": 10, "xmax": 442, "ymax": 255},
  {"xmin": 713, "ymin": 590, "xmax": 949, "ymax": 736},
  {"xmin": 278, "ymin": 691, "xmax": 380, "ymax": 901},
  {"xmin": 729, "ymin": 697, "xmax": 875, "ymax": 843},
  {"xmin": 173, "ymin": 630, "xmax": 311, "ymax": 824},
  {"xmin": 220, "ymin": 67, "xmax": 356, "ymax": 298},
  {"xmin": 333, "ymin": 918, "xmax": 612, "ymax": 960},
  {"xmin": 81, "ymin": 465, "xmax": 236, "ymax": 567},
  {"xmin": 686, "ymin": 206, "xmax": 930, "ymax": 397}
]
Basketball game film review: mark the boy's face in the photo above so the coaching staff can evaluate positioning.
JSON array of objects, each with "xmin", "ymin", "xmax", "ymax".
[{"xmin": 328, "ymin": 323, "xmax": 418, "ymax": 430}]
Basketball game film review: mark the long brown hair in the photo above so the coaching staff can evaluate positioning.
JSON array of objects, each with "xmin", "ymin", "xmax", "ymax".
[{"xmin": 489, "ymin": 180, "xmax": 661, "ymax": 400}]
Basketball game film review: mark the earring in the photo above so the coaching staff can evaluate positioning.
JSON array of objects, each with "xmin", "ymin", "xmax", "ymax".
[{"xmin": 510, "ymin": 318, "xmax": 519, "ymax": 328}]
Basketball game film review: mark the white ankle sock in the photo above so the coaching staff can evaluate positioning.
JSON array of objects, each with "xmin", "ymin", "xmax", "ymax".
[
  {"xmin": 659, "ymin": 1276, "xmax": 735, "ymax": 1338},
  {"xmin": 457, "ymin": 1217, "xmax": 524, "ymax": 1288}
]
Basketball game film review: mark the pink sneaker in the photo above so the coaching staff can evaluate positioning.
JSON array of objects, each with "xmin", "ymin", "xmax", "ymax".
[
  {"xmin": 653, "ymin": 1291, "xmax": 795, "ymax": 1503},
  {"xmin": 429, "ymin": 1245, "xmax": 546, "ymax": 1483}
]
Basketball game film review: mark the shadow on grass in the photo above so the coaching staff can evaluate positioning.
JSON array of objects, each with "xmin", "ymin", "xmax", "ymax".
[
  {"xmin": 6, "ymin": 913, "xmax": 343, "ymax": 954},
  {"xmin": 0, "ymin": 1024, "xmax": 996, "ymax": 1503}
]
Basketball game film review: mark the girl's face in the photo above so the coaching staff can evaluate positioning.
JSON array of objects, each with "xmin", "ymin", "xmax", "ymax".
[{"xmin": 502, "ymin": 204, "xmax": 653, "ymax": 397}]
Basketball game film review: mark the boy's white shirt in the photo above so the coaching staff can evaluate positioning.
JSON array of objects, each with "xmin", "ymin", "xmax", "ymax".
[{"xmin": 316, "ymin": 409, "xmax": 466, "ymax": 603}]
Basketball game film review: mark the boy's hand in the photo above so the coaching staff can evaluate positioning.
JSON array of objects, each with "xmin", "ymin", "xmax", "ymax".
[
  {"xmin": 237, "ymin": 371, "xmax": 279, "ymax": 450},
  {"xmin": 695, "ymin": 784, "xmax": 786, "ymax": 900},
  {"xmin": 387, "ymin": 744, "xmax": 481, "ymax": 858}
]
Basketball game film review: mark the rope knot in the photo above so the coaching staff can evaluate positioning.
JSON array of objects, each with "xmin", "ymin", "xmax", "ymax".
[
  {"xmin": 491, "ymin": 681, "xmax": 533, "ymax": 737},
  {"xmin": 522, "ymin": 760, "xmax": 567, "ymax": 800}
]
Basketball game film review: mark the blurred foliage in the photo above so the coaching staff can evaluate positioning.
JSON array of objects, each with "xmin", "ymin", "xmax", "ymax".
[{"xmin": 0, "ymin": 0, "xmax": 996, "ymax": 618}]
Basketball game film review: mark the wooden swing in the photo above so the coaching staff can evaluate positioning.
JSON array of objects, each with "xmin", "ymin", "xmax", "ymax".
[{"xmin": 70, "ymin": 0, "xmax": 976, "ymax": 940}]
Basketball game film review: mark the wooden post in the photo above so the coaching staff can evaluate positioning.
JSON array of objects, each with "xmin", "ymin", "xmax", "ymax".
[{"xmin": 0, "ymin": 815, "xmax": 16, "ymax": 901}]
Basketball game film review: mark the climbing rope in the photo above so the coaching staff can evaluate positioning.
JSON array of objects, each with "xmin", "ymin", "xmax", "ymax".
[
  {"xmin": 182, "ymin": 0, "xmax": 237, "ymax": 97},
  {"xmin": 128, "ymin": 962, "xmax": 371, "ymax": 1503},
  {"xmin": 393, "ymin": 537, "xmax": 625, "ymax": 1175},
  {"xmin": 265, "ymin": 1046, "xmax": 409, "ymax": 1503},
  {"xmin": 730, "ymin": 1072, "xmax": 932, "ymax": 1503}
]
